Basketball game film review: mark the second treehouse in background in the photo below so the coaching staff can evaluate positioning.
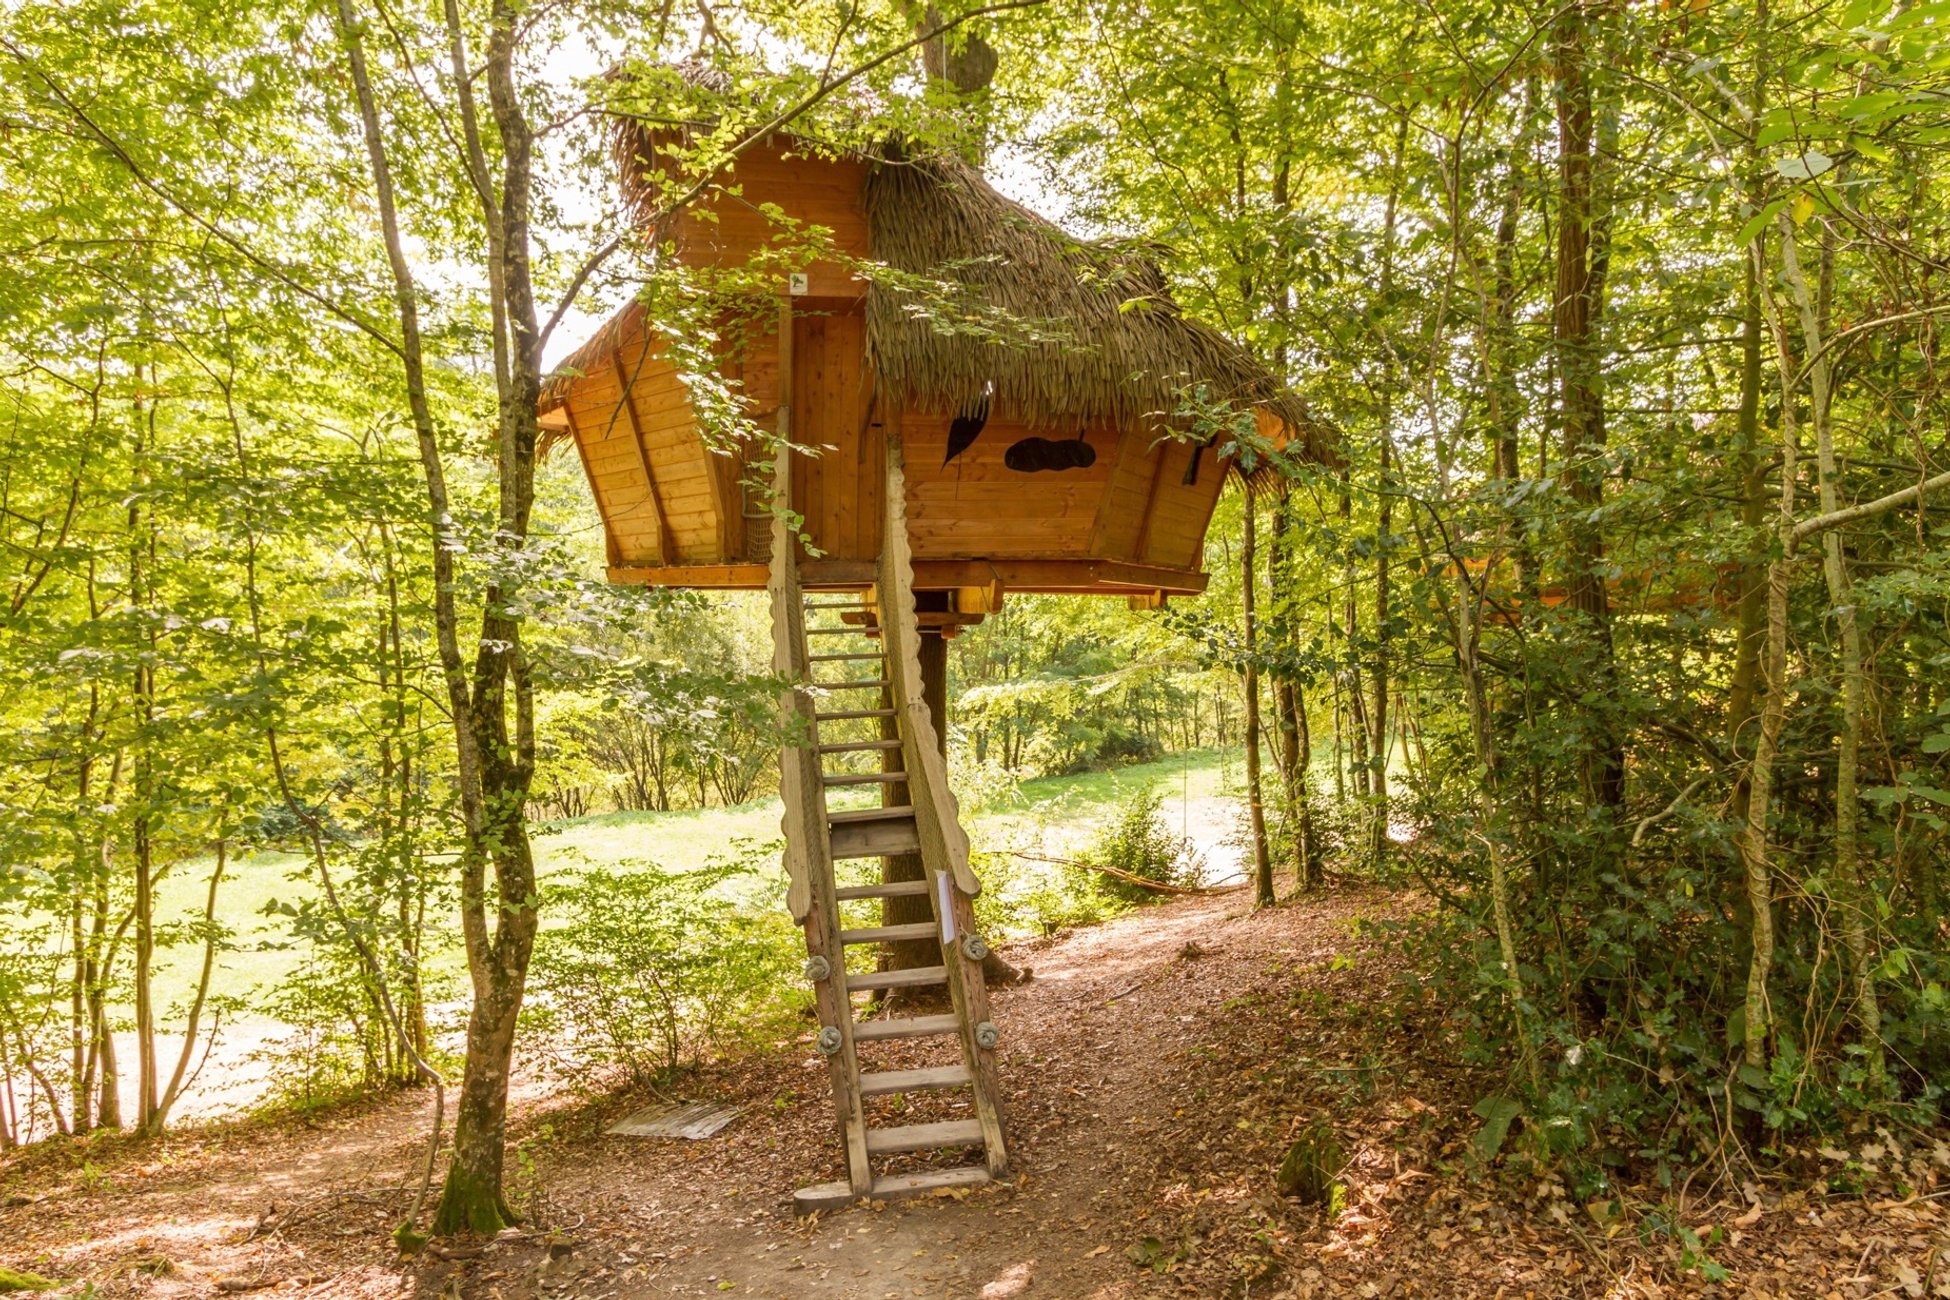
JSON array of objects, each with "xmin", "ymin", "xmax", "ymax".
[{"xmin": 539, "ymin": 92, "xmax": 1328, "ymax": 1211}]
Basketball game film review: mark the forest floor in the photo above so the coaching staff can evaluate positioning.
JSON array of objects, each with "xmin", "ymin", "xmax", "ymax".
[{"xmin": 3, "ymin": 886, "xmax": 1946, "ymax": 1300}]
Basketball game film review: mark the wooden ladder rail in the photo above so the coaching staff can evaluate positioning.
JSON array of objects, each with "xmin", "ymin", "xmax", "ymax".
[
  {"xmin": 769, "ymin": 315, "xmax": 873, "ymax": 1198},
  {"xmin": 877, "ymin": 413, "xmax": 1010, "ymax": 1177}
]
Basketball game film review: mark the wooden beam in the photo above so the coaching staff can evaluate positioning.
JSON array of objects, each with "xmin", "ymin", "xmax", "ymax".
[
  {"xmin": 877, "ymin": 418, "xmax": 1009, "ymax": 1177},
  {"xmin": 1086, "ymin": 422, "xmax": 1153, "ymax": 557},
  {"xmin": 561, "ymin": 404, "xmax": 623, "ymax": 569},
  {"xmin": 955, "ymin": 580, "xmax": 1004, "ymax": 615},
  {"xmin": 1130, "ymin": 439, "xmax": 1173, "ymax": 566},
  {"xmin": 603, "ymin": 557, "xmax": 1211, "ymax": 595},
  {"xmin": 609, "ymin": 349, "xmax": 678, "ymax": 565}
]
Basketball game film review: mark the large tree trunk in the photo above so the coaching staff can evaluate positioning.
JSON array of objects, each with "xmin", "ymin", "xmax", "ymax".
[
  {"xmin": 1553, "ymin": 1, "xmax": 1625, "ymax": 812},
  {"xmin": 881, "ymin": 633, "xmax": 944, "ymax": 974},
  {"xmin": 882, "ymin": 630, "xmax": 1023, "ymax": 983},
  {"xmin": 336, "ymin": 0, "xmax": 539, "ymax": 1235}
]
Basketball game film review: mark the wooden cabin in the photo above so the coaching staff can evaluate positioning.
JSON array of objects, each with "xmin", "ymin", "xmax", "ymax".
[
  {"xmin": 538, "ymin": 125, "xmax": 1327, "ymax": 621},
  {"xmin": 538, "ymin": 101, "xmax": 1327, "ymax": 1212}
]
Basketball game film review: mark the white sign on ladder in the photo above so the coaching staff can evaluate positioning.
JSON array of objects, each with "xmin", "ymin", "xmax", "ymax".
[{"xmin": 937, "ymin": 871, "xmax": 956, "ymax": 942}]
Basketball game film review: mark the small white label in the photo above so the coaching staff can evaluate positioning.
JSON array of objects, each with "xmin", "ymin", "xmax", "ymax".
[
  {"xmin": 937, "ymin": 873, "xmax": 956, "ymax": 942},
  {"xmin": 788, "ymin": 272, "xmax": 809, "ymax": 296}
]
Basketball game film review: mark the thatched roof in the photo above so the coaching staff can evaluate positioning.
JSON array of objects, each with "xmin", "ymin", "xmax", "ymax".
[
  {"xmin": 861, "ymin": 146, "xmax": 1322, "ymax": 458},
  {"xmin": 546, "ymin": 89, "xmax": 1329, "ymax": 466}
]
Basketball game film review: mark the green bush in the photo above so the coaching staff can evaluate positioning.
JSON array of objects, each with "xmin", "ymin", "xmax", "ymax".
[
  {"xmin": 1076, "ymin": 787, "xmax": 1205, "ymax": 902},
  {"xmin": 522, "ymin": 854, "xmax": 806, "ymax": 1090},
  {"xmin": 971, "ymin": 849, "xmax": 1124, "ymax": 939}
]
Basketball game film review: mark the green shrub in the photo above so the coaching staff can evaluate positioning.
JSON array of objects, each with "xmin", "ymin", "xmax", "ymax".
[
  {"xmin": 522, "ymin": 854, "xmax": 805, "ymax": 1090},
  {"xmin": 252, "ymin": 942, "xmax": 396, "ymax": 1115},
  {"xmin": 970, "ymin": 849, "xmax": 1124, "ymax": 939},
  {"xmin": 1076, "ymin": 787, "xmax": 1205, "ymax": 902}
]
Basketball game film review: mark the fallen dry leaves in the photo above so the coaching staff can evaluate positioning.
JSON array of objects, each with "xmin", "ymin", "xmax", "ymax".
[{"xmin": 2, "ymin": 885, "xmax": 1944, "ymax": 1299}]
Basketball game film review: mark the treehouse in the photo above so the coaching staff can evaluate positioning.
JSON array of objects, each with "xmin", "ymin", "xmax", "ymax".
[{"xmin": 540, "ymin": 112, "xmax": 1325, "ymax": 1214}]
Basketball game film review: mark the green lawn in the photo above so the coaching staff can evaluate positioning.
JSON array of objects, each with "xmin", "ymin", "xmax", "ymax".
[{"xmin": 137, "ymin": 747, "xmax": 1246, "ymax": 1013}]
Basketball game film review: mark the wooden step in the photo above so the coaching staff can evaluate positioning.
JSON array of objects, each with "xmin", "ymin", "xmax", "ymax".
[
  {"xmin": 830, "ymin": 816, "xmax": 920, "ymax": 859},
  {"xmin": 823, "ymin": 772, "xmax": 904, "ymax": 786},
  {"xmin": 809, "ymin": 652, "xmax": 883, "ymax": 663},
  {"xmin": 841, "ymin": 922, "xmax": 938, "ymax": 945},
  {"xmin": 806, "ymin": 601, "xmax": 872, "ymax": 611},
  {"xmin": 866, "ymin": 1119, "xmax": 984, "ymax": 1155},
  {"xmin": 850, "ymin": 1013, "xmax": 960, "ymax": 1041},
  {"xmin": 835, "ymin": 879, "xmax": 930, "ymax": 901},
  {"xmin": 872, "ymin": 1166, "xmax": 991, "ymax": 1197},
  {"xmin": 808, "ymin": 627, "xmax": 873, "ymax": 637},
  {"xmin": 846, "ymin": 965, "xmax": 947, "ymax": 992},
  {"xmin": 817, "ymin": 738, "xmax": 902, "ymax": 754},
  {"xmin": 790, "ymin": 1165, "xmax": 990, "ymax": 1216},
  {"xmin": 814, "ymin": 708, "xmax": 897, "ymax": 722},
  {"xmin": 858, "ymin": 1064, "xmax": 971, "ymax": 1096},
  {"xmin": 829, "ymin": 805, "xmax": 914, "ymax": 824},
  {"xmin": 812, "ymin": 678, "xmax": 892, "ymax": 691}
]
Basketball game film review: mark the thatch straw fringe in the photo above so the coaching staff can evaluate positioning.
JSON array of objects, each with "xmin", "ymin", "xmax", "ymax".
[{"xmin": 863, "ymin": 148, "xmax": 1325, "ymax": 463}]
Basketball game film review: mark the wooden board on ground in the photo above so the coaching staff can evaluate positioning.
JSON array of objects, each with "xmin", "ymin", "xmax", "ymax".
[{"xmin": 605, "ymin": 1101, "xmax": 742, "ymax": 1140}]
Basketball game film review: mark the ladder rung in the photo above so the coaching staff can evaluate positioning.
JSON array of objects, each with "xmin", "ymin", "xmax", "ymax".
[
  {"xmin": 847, "ymin": 965, "xmax": 947, "ymax": 992},
  {"xmin": 806, "ymin": 601, "xmax": 873, "ymax": 611},
  {"xmin": 812, "ymin": 679, "xmax": 892, "ymax": 691},
  {"xmin": 850, "ymin": 1013, "xmax": 960, "ymax": 1041},
  {"xmin": 866, "ymin": 1119, "xmax": 984, "ymax": 1155},
  {"xmin": 830, "ymin": 819, "xmax": 920, "ymax": 860},
  {"xmin": 814, "ymin": 708, "xmax": 897, "ymax": 721},
  {"xmin": 809, "ymin": 653, "xmax": 882, "ymax": 662},
  {"xmin": 818, "ymin": 739, "xmax": 903, "ymax": 753},
  {"xmin": 835, "ymin": 879, "xmax": 931, "ymax": 901},
  {"xmin": 858, "ymin": 1064, "xmax": 971, "ymax": 1096},
  {"xmin": 841, "ymin": 922, "xmax": 938, "ymax": 945},
  {"xmin": 829, "ymin": 805, "xmax": 914, "ymax": 825},
  {"xmin": 871, "ymin": 1167, "xmax": 990, "ymax": 1198},
  {"xmin": 808, "ymin": 627, "xmax": 873, "ymax": 637},
  {"xmin": 791, "ymin": 1165, "xmax": 990, "ymax": 1216},
  {"xmin": 823, "ymin": 772, "xmax": 904, "ymax": 786}
]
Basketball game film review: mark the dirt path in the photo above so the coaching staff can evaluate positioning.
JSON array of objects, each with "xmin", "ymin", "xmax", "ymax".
[
  {"xmin": 5, "ymin": 888, "xmax": 1946, "ymax": 1299},
  {"xmin": 560, "ymin": 887, "xmax": 1271, "ymax": 1299}
]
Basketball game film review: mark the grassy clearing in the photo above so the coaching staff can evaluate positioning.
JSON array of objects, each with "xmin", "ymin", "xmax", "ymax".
[{"xmin": 134, "ymin": 747, "xmax": 1245, "ymax": 1012}]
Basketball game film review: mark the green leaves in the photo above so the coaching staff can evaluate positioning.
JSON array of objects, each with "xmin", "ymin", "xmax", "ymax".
[
  {"xmin": 1773, "ymin": 149, "xmax": 1834, "ymax": 180},
  {"xmin": 1470, "ymin": 1094, "xmax": 1522, "ymax": 1161}
]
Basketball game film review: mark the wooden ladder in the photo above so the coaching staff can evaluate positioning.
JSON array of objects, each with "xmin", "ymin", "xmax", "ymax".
[{"xmin": 769, "ymin": 425, "xmax": 1009, "ymax": 1215}]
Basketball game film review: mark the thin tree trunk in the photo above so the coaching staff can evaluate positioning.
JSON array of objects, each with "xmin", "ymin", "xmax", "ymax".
[
  {"xmin": 1242, "ymin": 489, "xmax": 1274, "ymax": 906},
  {"xmin": 130, "ymin": 372, "xmax": 159, "ymax": 1136},
  {"xmin": 148, "ymin": 841, "xmax": 227, "ymax": 1132},
  {"xmin": 1779, "ymin": 219, "xmax": 1885, "ymax": 1092},
  {"xmin": 336, "ymin": 0, "xmax": 505, "ymax": 1234},
  {"xmin": 1743, "ymin": 219, "xmax": 1802, "ymax": 1074},
  {"xmin": 1269, "ymin": 488, "xmax": 1318, "ymax": 890},
  {"xmin": 1368, "ymin": 113, "xmax": 1409, "ymax": 867},
  {"xmin": 84, "ymin": 852, "xmax": 118, "ymax": 1131}
]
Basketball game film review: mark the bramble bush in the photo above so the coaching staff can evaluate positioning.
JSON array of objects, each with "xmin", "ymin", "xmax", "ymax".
[
  {"xmin": 1079, "ymin": 787, "xmax": 1206, "ymax": 902},
  {"xmin": 521, "ymin": 852, "xmax": 806, "ymax": 1091}
]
